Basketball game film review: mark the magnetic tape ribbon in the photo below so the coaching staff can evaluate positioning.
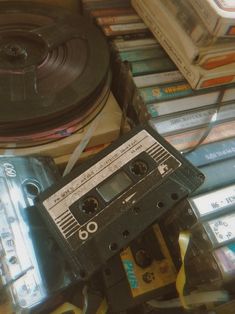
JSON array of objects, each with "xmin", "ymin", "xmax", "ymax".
[
  {"xmin": 176, "ymin": 231, "xmax": 191, "ymax": 309},
  {"xmin": 63, "ymin": 85, "xmax": 111, "ymax": 176},
  {"xmin": 63, "ymin": 112, "xmax": 104, "ymax": 176}
]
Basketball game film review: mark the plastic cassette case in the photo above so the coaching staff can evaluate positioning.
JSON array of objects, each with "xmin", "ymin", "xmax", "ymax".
[
  {"xmin": 37, "ymin": 125, "xmax": 204, "ymax": 280},
  {"xmin": 0, "ymin": 156, "xmax": 74, "ymax": 312}
]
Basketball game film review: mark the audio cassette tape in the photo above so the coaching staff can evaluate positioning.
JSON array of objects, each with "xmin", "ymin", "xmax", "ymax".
[
  {"xmin": 102, "ymin": 223, "xmax": 177, "ymax": 313},
  {"xmin": 0, "ymin": 156, "xmax": 74, "ymax": 312},
  {"xmin": 37, "ymin": 125, "xmax": 204, "ymax": 280}
]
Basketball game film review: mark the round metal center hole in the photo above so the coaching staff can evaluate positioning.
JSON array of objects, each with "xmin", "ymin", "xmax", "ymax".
[{"xmin": 3, "ymin": 43, "xmax": 26, "ymax": 58}]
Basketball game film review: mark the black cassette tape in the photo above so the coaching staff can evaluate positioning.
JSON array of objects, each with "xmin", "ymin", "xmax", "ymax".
[
  {"xmin": 0, "ymin": 156, "xmax": 74, "ymax": 312},
  {"xmin": 102, "ymin": 223, "xmax": 177, "ymax": 313},
  {"xmin": 38, "ymin": 125, "xmax": 204, "ymax": 279}
]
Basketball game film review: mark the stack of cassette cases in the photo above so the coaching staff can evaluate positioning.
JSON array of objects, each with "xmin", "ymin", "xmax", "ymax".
[
  {"xmin": 191, "ymin": 0, "xmax": 235, "ymax": 38},
  {"xmin": 132, "ymin": 0, "xmax": 235, "ymax": 89},
  {"xmin": 162, "ymin": 183, "xmax": 235, "ymax": 293},
  {"xmin": 0, "ymin": 156, "xmax": 75, "ymax": 312},
  {"xmin": 81, "ymin": 0, "xmax": 235, "ymax": 157},
  {"xmin": 185, "ymin": 211, "xmax": 235, "ymax": 292}
]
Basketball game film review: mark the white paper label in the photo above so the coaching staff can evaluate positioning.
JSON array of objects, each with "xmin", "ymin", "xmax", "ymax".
[
  {"xmin": 209, "ymin": 212, "xmax": 235, "ymax": 243},
  {"xmin": 192, "ymin": 184, "xmax": 235, "ymax": 216}
]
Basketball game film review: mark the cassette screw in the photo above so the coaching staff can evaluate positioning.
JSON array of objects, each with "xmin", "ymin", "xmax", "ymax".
[
  {"xmin": 171, "ymin": 193, "xmax": 178, "ymax": 200},
  {"xmin": 156, "ymin": 201, "xmax": 164, "ymax": 208},
  {"xmin": 133, "ymin": 207, "xmax": 141, "ymax": 214},
  {"xmin": 142, "ymin": 272, "xmax": 155, "ymax": 283},
  {"xmin": 109, "ymin": 243, "xmax": 118, "ymax": 251},
  {"xmin": 122, "ymin": 230, "xmax": 130, "ymax": 238}
]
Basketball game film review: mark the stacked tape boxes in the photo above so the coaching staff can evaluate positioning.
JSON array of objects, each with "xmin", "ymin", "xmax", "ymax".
[{"xmin": 132, "ymin": 0, "xmax": 235, "ymax": 89}]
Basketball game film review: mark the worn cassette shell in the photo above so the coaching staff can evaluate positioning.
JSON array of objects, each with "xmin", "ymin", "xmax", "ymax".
[
  {"xmin": 102, "ymin": 224, "xmax": 177, "ymax": 312},
  {"xmin": 38, "ymin": 125, "xmax": 204, "ymax": 280},
  {"xmin": 0, "ymin": 156, "xmax": 74, "ymax": 311}
]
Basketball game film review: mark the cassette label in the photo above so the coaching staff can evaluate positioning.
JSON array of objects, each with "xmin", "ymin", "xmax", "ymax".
[
  {"xmin": 209, "ymin": 213, "xmax": 235, "ymax": 244},
  {"xmin": 43, "ymin": 129, "xmax": 181, "ymax": 247},
  {"xmin": 191, "ymin": 184, "xmax": 235, "ymax": 217}
]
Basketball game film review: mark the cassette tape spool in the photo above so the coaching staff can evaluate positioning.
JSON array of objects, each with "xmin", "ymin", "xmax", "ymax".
[
  {"xmin": 0, "ymin": 1, "xmax": 110, "ymax": 147},
  {"xmin": 0, "ymin": 156, "xmax": 74, "ymax": 311},
  {"xmin": 38, "ymin": 125, "xmax": 204, "ymax": 280}
]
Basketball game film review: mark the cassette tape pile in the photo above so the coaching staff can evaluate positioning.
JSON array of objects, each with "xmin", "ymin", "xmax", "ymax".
[
  {"xmin": 163, "ymin": 184, "xmax": 235, "ymax": 296},
  {"xmin": 37, "ymin": 124, "xmax": 205, "ymax": 312}
]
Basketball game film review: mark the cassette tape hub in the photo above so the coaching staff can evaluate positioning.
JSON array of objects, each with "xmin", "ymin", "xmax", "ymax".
[
  {"xmin": 38, "ymin": 125, "xmax": 204, "ymax": 280},
  {"xmin": 0, "ymin": 156, "xmax": 74, "ymax": 311}
]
